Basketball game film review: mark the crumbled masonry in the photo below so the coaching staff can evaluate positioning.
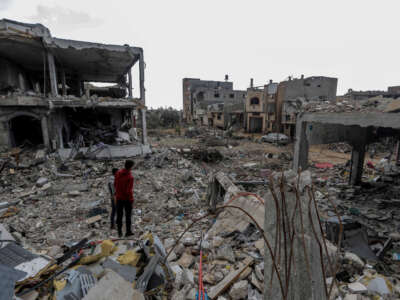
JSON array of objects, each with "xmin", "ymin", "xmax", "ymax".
[{"xmin": 1, "ymin": 127, "xmax": 400, "ymax": 299}]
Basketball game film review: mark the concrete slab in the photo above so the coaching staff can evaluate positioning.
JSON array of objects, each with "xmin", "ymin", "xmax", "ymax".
[
  {"xmin": 83, "ymin": 269, "xmax": 144, "ymax": 300},
  {"xmin": 300, "ymin": 112, "xmax": 400, "ymax": 129},
  {"xmin": 58, "ymin": 144, "xmax": 151, "ymax": 160}
]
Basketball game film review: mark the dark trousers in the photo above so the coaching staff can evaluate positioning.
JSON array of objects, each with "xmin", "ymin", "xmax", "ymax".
[
  {"xmin": 110, "ymin": 197, "xmax": 116, "ymax": 227},
  {"xmin": 116, "ymin": 200, "xmax": 132, "ymax": 235}
]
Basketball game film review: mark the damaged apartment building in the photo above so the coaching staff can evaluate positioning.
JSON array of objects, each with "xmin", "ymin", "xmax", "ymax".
[
  {"xmin": 0, "ymin": 19, "xmax": 149, "ymax": 158},
  {"xmin": 276, "ymin": 75, "xmax": 338, "ymax": 137},
  {"xmin": 182, "ymin": 76, "xmax": 246, "ymax": 127},
  {"xmin": 244, "ymin": 75, "xmax": 337, "ymax": 137}
]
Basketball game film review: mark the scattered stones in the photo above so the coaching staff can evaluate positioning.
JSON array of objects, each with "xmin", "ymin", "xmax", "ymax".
[
  {"xmin": 36, "ymin": 177, "xmax": 48, "ymax": 187},
  {"xmin": 216, "ymin": 244, "xmax": 236, "ymax": 263},
  {"xmin": 177, "ymin": 252, "xmax": 195, "ymax": 268},
  {"xmin": 229, "ymin": 280, "xmax": 248, "ymax": 300}
]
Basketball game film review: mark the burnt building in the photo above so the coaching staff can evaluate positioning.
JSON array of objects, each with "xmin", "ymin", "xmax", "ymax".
[
  {"xmin": 0, "ymin": 19, "xmax": 149, "ymax": 158},
  {"xmin": 182, "ymin": 77, "xmax": 246, "ymax": 125}
]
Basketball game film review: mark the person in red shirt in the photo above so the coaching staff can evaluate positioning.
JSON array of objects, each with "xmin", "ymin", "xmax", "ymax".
[{"xmin": 114, "ymin": 160, "xmax": 134, "ymax": 237}]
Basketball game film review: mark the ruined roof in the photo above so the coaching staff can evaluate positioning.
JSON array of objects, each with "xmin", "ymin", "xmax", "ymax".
[
  {"xmin": 302, "ymin": 96, "xmax": 400, "ymax": 114},
  {"xmin": 0, "ymin": 18, "xmax": 142, "ymax": 83}
]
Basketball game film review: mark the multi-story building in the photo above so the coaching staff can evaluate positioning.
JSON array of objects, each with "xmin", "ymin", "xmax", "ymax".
[
  {"xmin": 207, "ymin": 95, "xmax": 245, "ymax": 130},
  {"xmin": 245, "ymin": 83, "xmax": 266, "ymax": 133},
  {"xmin": 245, "ymin": 79, "xmax": 278, "ymax": 133},
  {"xmin": 0, "ymin": 19, "xmax": 149, "ymax": 157},
  {"xmin": 276, "ymin": 75, "xmax": 338, "ymax": 137},
  {"xmin": 182, "ymin": 77, "xmax": 246, "ymax": 125}
]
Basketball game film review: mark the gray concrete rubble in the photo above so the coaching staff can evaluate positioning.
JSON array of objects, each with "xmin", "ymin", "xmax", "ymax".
[{"xmin": 1, "ymin": 110, "xmax": 400, "ymax": 300}]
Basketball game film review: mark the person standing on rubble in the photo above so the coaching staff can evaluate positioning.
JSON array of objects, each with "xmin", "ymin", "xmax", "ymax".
[
  {"xmin": 114, "ymin": 160, "xmax": 135, "ymax": 237},
  {"xmin": 108, "ymin": 168, "xmax": 119, "ymax": 229}
]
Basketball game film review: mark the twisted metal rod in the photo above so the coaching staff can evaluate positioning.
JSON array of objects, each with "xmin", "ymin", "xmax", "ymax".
[{"xmin": 164, "ymin": 175, "xmax": 343, "ymax": 300}]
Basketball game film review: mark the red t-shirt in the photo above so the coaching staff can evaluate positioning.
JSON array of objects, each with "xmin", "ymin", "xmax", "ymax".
[{"xmin": 114, "ymin": 169, "xmax": 134, "ymax": 203}]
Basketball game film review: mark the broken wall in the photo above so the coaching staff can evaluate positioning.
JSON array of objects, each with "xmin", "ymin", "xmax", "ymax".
[
  {"xmin": 0, "ymin": 106, "xmax": 50, "ymax": 148},
  {"xmin": 0, "ymin": 57, "xmax": 30, "ymax": 93}
]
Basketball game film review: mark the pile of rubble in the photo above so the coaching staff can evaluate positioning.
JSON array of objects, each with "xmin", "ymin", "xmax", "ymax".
[
  {"xmin": 2, "ymin": 129, "xmax": 400, "ymax": 299},
  {"xmin": 0, "ymin": 143, "xmax": 268, "ymax": 299},
  {"xmin": 303, "ymin": 97, "xmax": 400, "ymax": 114},
  {"xmin": 308, "ymin": 160, "xmax": 400, "ymax": 299}
]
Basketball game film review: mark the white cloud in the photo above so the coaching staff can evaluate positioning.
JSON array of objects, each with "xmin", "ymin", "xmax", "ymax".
[{"xmin": 29, "ymin": 4, "xmax": 100, "ymax": 31}]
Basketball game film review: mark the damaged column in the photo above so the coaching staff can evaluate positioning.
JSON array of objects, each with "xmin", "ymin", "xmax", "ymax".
[
  {"xmin": 140, "ymin": 108, "xmax": 148, "ymax": 145},
  {"xmin": 349, "ymin": 128, "xmax": 368, "ymax": 185},
  {"xmin": 128, "ymin": 68, "xmax": 133, "ymax": 98},
  {"xmin": 47, "ymin": 51, "xmax": 58, "ymax": 97},
  {"xmin": 264, "ymin": 173, "xmax": 327, "ymax": 300},
  {"xmin": 349, "ymin": 143, "xmax": 366, "ymax": 185},
  {"xmin": 40, "ymin": 116, "xmax": 50, "ymax": 149},
  {"xmin": 293, "ymin": 116, "xmax": 309, "ymax": 171}
]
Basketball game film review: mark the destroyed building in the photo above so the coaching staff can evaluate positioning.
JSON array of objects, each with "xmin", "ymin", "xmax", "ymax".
[
  {"xmin": 207, "ymin": 93, "xmax": 245, "ymax": 130},
  {"xmin": 345, "ymin": 86, "xmax": 400, "ymax": 101},
  {"xmin": 207, "ymin": 103, "xmax": 225, "ymax": 129},
  {"xmin": 245, "ymin": 79, "xmax": 278, "ymax": 133},
  {"xmin": 0, "ymin": 19, "xmax": 149, "ymax": 158},
  {"xmin": 182, "ymin": 76, "xmax": 246, "ymax": 125},
  {"xmin": 276, "ymin": 75, "xmax": 338, "ymax": 137}
]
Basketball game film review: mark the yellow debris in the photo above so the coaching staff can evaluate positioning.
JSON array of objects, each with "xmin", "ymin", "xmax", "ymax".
[
  {"xmin": 79, "ymin": 240, "xmax": 116, "ymax": 265},
  {"xmin": 53, "ymin": 279, "xmax": 66, "ymax": 291},
  {"xmin": 117, "ymin": 250, "xmax": 141, "ymax": 267},
  {"xmin": 0, "ymin": 206, "xmax": 18, "ymax": 218},
  {"xmin": 141, "ymin": 232, "xmax": 154, "ymax": 245}
]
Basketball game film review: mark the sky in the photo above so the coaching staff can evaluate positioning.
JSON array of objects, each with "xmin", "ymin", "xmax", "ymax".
[{"xmin": 1, "ymin": 0, "xmax": 399, "ymax": 109}]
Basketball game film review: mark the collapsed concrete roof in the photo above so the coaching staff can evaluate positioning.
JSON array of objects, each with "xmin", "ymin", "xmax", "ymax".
[{"xmin": 0, "ymin": 18, "xmax": 142, "ymax": 83}]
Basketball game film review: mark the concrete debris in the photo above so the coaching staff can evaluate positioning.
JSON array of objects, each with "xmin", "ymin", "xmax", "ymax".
[
  {"xmin": 228, "ymin": 280, "xmax": 248, "ymax": 300},
  {"xmin": 82, "ymin": 269, "xmax": 143, "ymax": 300},
  {"xmin": 177, "ymin": 251, "xmax": 195, "ymax": 268},
  {"xmin": 347, "ymin": 282, "xmax": 368, "ymax": 294},
  {"xmin": 248, "ymin": 286, "xmax": 263, "ymax": 300},
  {"xmin": 35, "ymin": 177, "xmax": 48, "ymax": 187},
  {"xmin": 216, "ymin": 244, "xmax": 236, "ymax": 263}
]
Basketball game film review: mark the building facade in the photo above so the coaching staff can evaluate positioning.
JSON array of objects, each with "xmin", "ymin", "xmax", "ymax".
[
  {"xmin": 277, "ymin": 75, "xmax": 338, "ymax": 137},
  {"xmin": 182, "ymin": 77, "xmax": 246, "ymax": 125},
  {"xmin": 244, "ymin": 80, "xmax": 278, "ymax": 134},
  {"xmin": 245, "ymin": 87, "xmax": 266, "ymax": 133}
]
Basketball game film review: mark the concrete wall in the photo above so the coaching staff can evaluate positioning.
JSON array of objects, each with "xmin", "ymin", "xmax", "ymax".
[
  {"xmin": 277, "ymin": 76, "xmax": 338, "ymax": 133},
  {"xmin": 182, "ymin": 78, "xmax": 245, "ymax": 123},
  {"xmin": 245, "ymin": 89, "xmax": 264, "ymax": 113},
  {"xmin": 281, "ymin": 76, "xmax": 337, "ymax": 103},
  {"xmin": 183, "ymin": 78, "xmax": 233, "ymax": 122},
  {"xmin": 0, "ymin": 106, "xmax": 50, "ymax": 148}
]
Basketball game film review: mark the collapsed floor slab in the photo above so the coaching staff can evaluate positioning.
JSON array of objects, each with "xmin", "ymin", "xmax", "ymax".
[{"xmin": 58, "ymin": 144, "xmax": 151, "ymax": 160}]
